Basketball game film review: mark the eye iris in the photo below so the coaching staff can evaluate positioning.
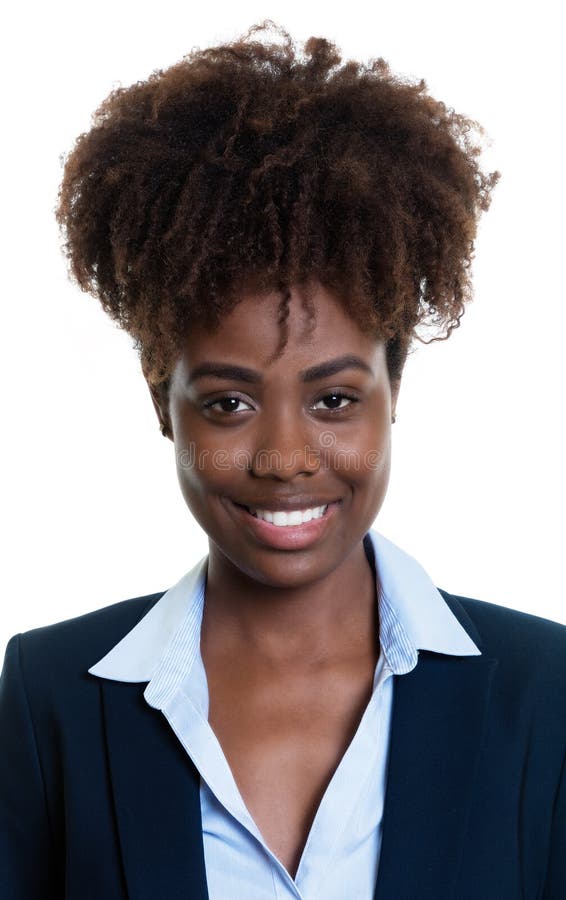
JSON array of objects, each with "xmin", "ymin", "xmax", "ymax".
[
  {"xmin": 209, "ymin": 397, "xmax": 242, "ymax": 413},
  {"xmin": 325, "ymin": 394, "xmax": 343, "ymax": 409}
]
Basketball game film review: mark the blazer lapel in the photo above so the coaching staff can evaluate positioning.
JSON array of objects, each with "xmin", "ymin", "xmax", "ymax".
[
  {"xmin": 101, "ymin": 679, "xmax": 209, "ymax": 900},
  {"xmin": 374, "ymin": 650, "xmax": 499, "ymax": 899},
  {"xmin": 98, "ymin": 584, "xmax": 496, "ymax": 900}
]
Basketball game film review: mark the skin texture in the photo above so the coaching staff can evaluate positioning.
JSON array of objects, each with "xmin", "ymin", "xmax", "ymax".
[{"xmin": 147, "ymin": 281, "xmax": 401, "ymax": 877}]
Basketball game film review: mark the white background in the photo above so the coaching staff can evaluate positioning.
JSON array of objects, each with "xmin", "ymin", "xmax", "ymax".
[{"xmin": 2, "ymin": 0, "xmax": 564, "ymax": 655}]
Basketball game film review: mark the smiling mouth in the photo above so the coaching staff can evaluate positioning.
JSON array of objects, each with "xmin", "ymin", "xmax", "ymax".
[
  {"xmin": 249, "ymin": 505, "xmax": 327, "ymax": 526},
  {"xmin": 227, "ymin": 498, "xmax": 341, "ymax": 549},
  {"xmin": 231, "ymin": 500, "xmax": 338, "ymax": 528}
]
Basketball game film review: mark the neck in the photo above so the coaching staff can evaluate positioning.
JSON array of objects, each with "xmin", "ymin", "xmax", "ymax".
[{"xmin": 201, "ymin": 539, "xmax": 379, "ymax": 671}]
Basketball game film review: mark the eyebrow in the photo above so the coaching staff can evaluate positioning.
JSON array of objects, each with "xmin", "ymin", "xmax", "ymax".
[{"xmin": 186, "ymin": 354, "xmax": 374, "ymax": 386}]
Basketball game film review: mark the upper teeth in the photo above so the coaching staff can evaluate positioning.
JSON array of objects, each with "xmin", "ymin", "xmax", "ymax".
[{"xmin": 250, "ymin": 505, "xmax": 328, "ymax": 526}]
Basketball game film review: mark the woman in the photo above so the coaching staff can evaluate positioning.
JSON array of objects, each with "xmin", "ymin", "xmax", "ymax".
[{"xmin": 1, "ymin": 19, "xmax": 564, "ymax": 900}]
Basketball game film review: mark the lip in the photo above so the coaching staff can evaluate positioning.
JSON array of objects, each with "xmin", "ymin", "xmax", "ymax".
[{"xmin": 226, "ymin": 498, "xmax": 341, "ymax": 551}]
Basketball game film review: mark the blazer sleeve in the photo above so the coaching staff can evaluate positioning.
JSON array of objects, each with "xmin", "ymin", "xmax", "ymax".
[
  {"xmin": 542, "ymin": 746, "xmax": 566, "ymax": 898},
  {"xmin": 0, "ymin": 634, "xmax": 61, "ymax": 900}
]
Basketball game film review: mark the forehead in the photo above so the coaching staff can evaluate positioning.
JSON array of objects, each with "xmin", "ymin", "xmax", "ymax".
[{"xmin": 173, "ymin": 282, "xmax": 384, "ymax": 378}]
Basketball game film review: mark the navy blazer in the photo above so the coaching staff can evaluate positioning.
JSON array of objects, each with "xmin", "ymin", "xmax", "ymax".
[{"xmin": 1, "ymin": 587, "xmax": 565, "ymax": 899}]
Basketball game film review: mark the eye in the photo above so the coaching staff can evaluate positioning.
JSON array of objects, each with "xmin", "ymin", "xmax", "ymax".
[
  {"xmin": 203, "ymin": 391, "xmax": 359, "ymax": 416},
  {"xmin": 312, "ymin": 392, "xmax": 359, "ymax": 412},
  {"xmin": 202, "ymin": 395, "xmax": 254, "ymax": 415}
]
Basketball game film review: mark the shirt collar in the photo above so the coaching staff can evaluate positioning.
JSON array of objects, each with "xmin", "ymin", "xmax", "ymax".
[{"xmin": 88, "ymin": 528, "xmax": 481, "ymax": 701}]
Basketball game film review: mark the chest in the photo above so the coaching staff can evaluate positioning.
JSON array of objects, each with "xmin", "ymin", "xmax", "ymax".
[{"xmin": 204, "ymin": 654, "xmax": 378, "ymax": 879}]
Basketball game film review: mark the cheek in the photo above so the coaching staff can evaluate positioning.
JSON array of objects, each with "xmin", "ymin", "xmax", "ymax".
[
  {"xmin": 173, "ymin": 452, "xmax": 227, "ymax": 532},
  {"xmin": 331, "ymin": 427, "xmax": 392, "ymax": 528},
  {"xmin": 175, "ymin": 444, "xmax": 230, "ymax": 492},
  {"xmin": 173, "ymin": 432, "xmax": 252, "ymax": 511},
  {"xmin": 327, "ymin": 412, "xmax": 391, "ymax": 482},
  {"xmin": 362, "ymin": 424, "xmax": 391, "ymax": 480}
]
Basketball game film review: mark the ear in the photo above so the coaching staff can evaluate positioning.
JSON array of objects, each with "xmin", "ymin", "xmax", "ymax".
[
  {"xmin": 145, "ymin": 377, "xmax": 173, "ymax": 441},
  {"xmin": 390, "ymin": 377, "xmax": 402, "ymax": 421}
]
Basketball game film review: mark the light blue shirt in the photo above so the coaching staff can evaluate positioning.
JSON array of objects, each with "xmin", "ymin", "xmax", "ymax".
[{"xmin": 89, "ymin": 528, "xmax": 481, "ymax": 899}]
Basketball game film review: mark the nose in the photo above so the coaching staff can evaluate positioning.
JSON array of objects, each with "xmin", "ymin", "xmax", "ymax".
[{"xmin": 250, "ymin": 410, "xmax": 321, "ymax": 480}]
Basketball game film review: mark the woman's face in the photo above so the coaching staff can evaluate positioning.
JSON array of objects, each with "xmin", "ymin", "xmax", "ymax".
[{"xmin": 149, "ymin": 282, "xmax": 400, "ymax": 588}]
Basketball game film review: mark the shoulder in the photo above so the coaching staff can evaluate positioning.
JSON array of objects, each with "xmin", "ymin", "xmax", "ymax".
[
  {"xmin": 438, "ymin": 586, "xmax": 566, "ymax": 689},
  {"xmin": 439, "ymin": 587, "xmax": 566, "ymax": 649},
  {"xmin": 3, "ymin": 591, "xmax": 165, "ymax": 686}
]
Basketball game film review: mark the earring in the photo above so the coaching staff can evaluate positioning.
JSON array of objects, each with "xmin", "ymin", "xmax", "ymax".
[
  {"xmin": 160, "ymin": 423, "xmax": 168, "ymax": 436},
  {"xmin": 391, "ymin": 414, "xmax": 396, "ymax": 424}
]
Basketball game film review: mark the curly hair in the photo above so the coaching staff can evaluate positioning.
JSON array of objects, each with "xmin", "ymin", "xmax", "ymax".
[{"xmin": 55, "ymin": 19, "xmax": 500, "ymax": 399}]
